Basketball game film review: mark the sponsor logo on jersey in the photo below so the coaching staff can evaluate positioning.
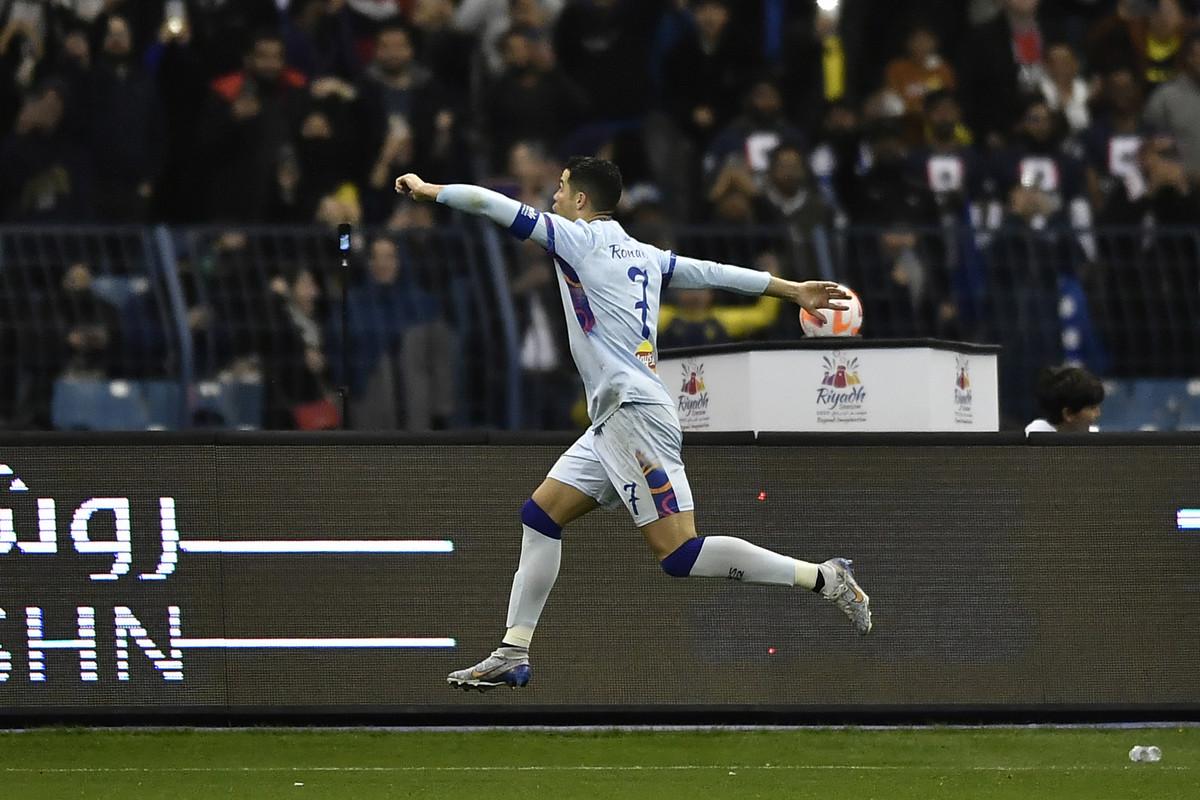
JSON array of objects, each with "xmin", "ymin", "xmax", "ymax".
[{"xmin": 634, "ymin": 340, "xmax": 657, "ymax": 373}]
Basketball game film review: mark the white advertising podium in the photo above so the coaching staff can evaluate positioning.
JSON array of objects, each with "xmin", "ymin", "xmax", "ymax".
[{"xmin": 659, "ymin": 339, "xmax": 1000, "ymax": 432}]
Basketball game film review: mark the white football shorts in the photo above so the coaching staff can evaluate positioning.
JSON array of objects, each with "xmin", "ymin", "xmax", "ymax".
[{"xmin": 547, "ymin": 402, "xmax": 695, "ymax": 527}]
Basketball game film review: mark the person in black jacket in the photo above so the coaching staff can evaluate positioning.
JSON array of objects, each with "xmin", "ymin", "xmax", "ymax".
[
  {"xmin": 197, "ymin": 31, "xmax": 310, "ymax": 222},
  {"xmin": 485, "ymin": 28, "xmax": 588, "ymax": 170},
  {"xmin": 0, "ymin": 81, "xmax": 93, "ymax": 221},
  {"xmin": 87, "ymin": 14, "xmax": 164, "ymax": 222},
  {"xmin": 659, "ymin": 0, "xmax": 747, "ymax": 147},
  {"xmin": 357, "ymin": 23, "xmax": 460, "ymax": 218},
  {"xmin": 958, "ymin": 0, "xmax": 1059, "ymax": 147}
]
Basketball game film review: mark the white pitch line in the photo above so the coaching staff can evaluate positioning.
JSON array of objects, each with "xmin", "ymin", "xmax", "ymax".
[
  {"xmin": 0, "ymin": 764, "xmax": 1191, "ymax": 773},
  {"xmin": 172, "ymin": 638, "xmax": 455, "ymax": 649},
  {"xmin": 178, "ymin": 540, "xmax": 454, "ymax": 554}
]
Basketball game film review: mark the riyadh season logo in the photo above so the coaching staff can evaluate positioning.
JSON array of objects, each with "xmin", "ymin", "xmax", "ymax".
[
  {"xmin": 954, "ymin": 355, "xmax": 974, "ymax": 423},
  {"xmin": 815, "ymin": 353, "xmax": 867, "ymax": 423},
  {"xmin": 676, "ymin": 361, "xmax": 710, "ymax": 428}
]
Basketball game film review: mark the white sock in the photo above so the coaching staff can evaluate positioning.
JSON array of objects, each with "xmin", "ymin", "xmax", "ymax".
[
  {"xmin": 502, "ymin": 525, "xmax": 561, "ymax": 648},
  {"xmin": 690, "ymin": 535, "xmax": 827, "ymax": 589}
]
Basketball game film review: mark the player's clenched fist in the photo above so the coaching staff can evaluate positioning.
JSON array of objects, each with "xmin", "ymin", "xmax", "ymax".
[{"xmin": 394, "ymin": 173, "xmax": 440, "ymax": 202}]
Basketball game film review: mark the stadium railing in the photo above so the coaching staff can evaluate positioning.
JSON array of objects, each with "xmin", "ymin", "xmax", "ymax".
[{"xmin": 2, "ymin": 223, "xmax": 1197, "ymax": 432}]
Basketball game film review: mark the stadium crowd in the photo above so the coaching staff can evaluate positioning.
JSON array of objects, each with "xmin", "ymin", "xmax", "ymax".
[{"xmin": 1, "ymin": 0, "xmax": 1198, "ymax": 430}]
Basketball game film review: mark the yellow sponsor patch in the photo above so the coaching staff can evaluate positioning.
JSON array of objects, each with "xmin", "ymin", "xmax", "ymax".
[{"xmin": 635, "ymin": 340, "xmax": 657, "ymax": 373}]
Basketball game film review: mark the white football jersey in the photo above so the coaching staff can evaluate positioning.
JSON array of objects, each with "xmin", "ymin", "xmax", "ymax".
[
  {"xmin": 436, "ymin": 186, "xmax": 770, "ymax": 426},
  {"xmin": 526, "ymin": 211, "xmax": 769, "ymax": 427}
]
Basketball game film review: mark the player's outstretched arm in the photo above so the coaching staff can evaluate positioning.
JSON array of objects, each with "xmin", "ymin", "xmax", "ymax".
[
  {"xmin": 395, "ymin": 173, "xmax": 549, "ymax": 247},
  {"xmin": 668, "ymin": 254, "xmax": 848, "ymax": 322}
]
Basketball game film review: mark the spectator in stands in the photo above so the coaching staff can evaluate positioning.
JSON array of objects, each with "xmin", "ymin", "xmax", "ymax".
[
  {"xmin": 264, "ymin": 267, "xmax": 338, "ymax": 429},
  {"xmin": 658, "ymin": 287, "xmax": 782, "ymax": 349},
  {"xmin": 88, "ymin": 14, "xmax": 164, "ymax": 222},
  {"xmin": 280, "ymin": 0, "xmax": 360, "ymax": 80},
  {"xmin": 186, "ymin": 0, "xmax": 280, "ymax": 80},
  {"xmin": 1088, "ymin": 0, "xmax": 1196, "ymax": 88},
  {"xmin": 509, "ymin": 238, "xmax": 575, "ymax": 428},
  {"xmin": 660, "ymin": 0, "xmax": 746, "ymax": 146},
  {"xmin": 48, "ymin": 262, "xmax": 123, "ymax": 380},
  {"xmin": 0, "ymin": 4, "xmax": 45, "ymax": 133},
  {"xmin": 314, "ymin": 185, "xmax": 363, "ymax": 231},
  {"xmin": 836, "ymin": 117, "xmax": 953, "ymax": 339},
  {"xmin": 50, "ymin": 20, "xmax": 92, "ymax": 124},
  {"xmin": 1039, "ymin": 41, "xmax": 1090, "ymax": 135},
  {"xmin": 1136, "ymin": 134, "xmax": 1200, "ymax": 222},
  {"xmin": 489, "ymin": 141, "xmax": 559, "ymax": 208},
  {"xmin": 909, "ymin": 90, "xmax": 990, "ymax": 222},
  {"xmin": 193, "ymin": 231, "xmax": 273, "ymax": 378},
  {"xmin": 198, "ymin": 31, "xmax": 309, "ymax": 222},
  {"xmin": 290, "ymin": 75, "xmax": 362, "ymax": 221},
  {"xmin": 705, "ymin": 158, "xmax": 758, "ymax": 223},
  {"xmin": 1084, "ymin": 67, "xmax": 1151, "ymax": 222},
  {"xmin": 753, "ymin": 143, "xmax": 832, "ymax": 248},
  {"xmin": 779, "ymin": 3, "xmax": 848, "ymax": 139},
  {"xmin": 553, "ymin": 0, "xmax": 663, "ymax": 122},
  {"xmin": 807, "ymin": 100, "xmax": 860, "ymax": 216},
  {"xmin": 1025, "ymin": 365, "xmax": 1104, "ymax": 433},
  {"xmin": 345, "ymin": 0, "xmax": 404, "ymax": 26},
  {"xmin": 884, "ymin": 24, "xmax": 957, "ymax": 118},
  {"xmin": 1087, "ymin": 0, "xmax": 1153, "ymax": 78},
  {"xmin": 338, "ymin": 237, "xmax": 455, "ymax": 430},
  {"xmin": 485, "ymin": 28, "xmax": 588, "ymax": 170},
  {"xmin": 455, "ymin": 0, "xmax": 564, "ymax": 75},
  {"xmin": 705, "ymin": 79, "xmax": 804, "ymax": 179},
  {"xmin": 993, "ymin": 95, "xmax": 1089, "ymax": 230},
  {"xmin": 147, "ymin": 9, "xmax": 209, "ymax": 222},
  {"xmin": 358, "ymin": 24, "xmax": 459, "ymax": 186},
  {"xmin": 410, "ymin": 0, "xmax": 477, "ymax": 101},
  {"xmin": 958, "ymin": 0, "xmax": 1056, "ymax": 146},
  {"xmin": 992, "ymin": 96, "xmax": 1091, "ymax": 424},
  {"xmin": 1144, "ymin": 32, "xmax": 1200, "ymax": 183},
  {"xmin": 0, "ymin": 81, "xmax": 92, "ymax": 221},
  {"xmin": 1140, "ymin": 0, "xmax": 1194, "ymax": 87},
  {"xmin": 839, "ymin": 118, "xmax": 939, "ymax": 229}
]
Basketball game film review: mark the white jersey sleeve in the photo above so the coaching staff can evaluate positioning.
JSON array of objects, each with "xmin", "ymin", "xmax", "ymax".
[
  {"xmin": 659, "ymin": 251, "xmax": 772, "ymax": 296},
  {"xmin": 435, "ymin": 184, "xmax": 594, "ymax": 262}
]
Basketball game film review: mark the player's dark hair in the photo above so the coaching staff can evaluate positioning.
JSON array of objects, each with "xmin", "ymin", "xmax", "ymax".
[
  {"xmin": 565, "ymin": 156, "xmax": 623, "ymax": 214},
  {"xmin": 1035, "ymin": 366, "xmax": 1105, "ymax": 423}
]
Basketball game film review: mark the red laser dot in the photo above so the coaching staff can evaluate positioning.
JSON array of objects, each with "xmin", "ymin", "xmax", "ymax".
[
  {"xmin": 757, "ymin": 491, "xmax": 767, "ymax": 501},
  {"xmin": 767, "ymin": 647, "xmax": 777, "ymax": 655}
]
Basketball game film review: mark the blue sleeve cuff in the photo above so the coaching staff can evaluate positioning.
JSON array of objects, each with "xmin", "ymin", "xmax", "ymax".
[
  {"xmin": 508, "ymin": 204, "xmax": 540, "ymax": 241},
  {"xmin": 663, "ymin": 252, "xmax": 677, "ymax": 290}
]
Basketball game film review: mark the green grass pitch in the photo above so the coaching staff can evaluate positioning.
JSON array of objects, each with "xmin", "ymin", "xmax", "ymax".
[{"xmin": 1, "ymin": 727, "xmax": 1196, "ymax": 799}]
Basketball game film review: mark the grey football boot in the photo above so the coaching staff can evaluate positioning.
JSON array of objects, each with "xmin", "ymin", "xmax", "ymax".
[
  {"xmin": 821, "ymin": 558, "xmax": 872, "ymax": 634},
  {"xmin": 447, "ymin": 648, "xmax": 532, "ymax": 691}
]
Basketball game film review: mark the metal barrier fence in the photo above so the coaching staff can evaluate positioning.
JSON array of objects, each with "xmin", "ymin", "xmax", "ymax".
[
  {"xmin": 1, "ymin": 223, "xmax": 1197, "ymax": 431},
  {"xmin": 0, "ymin": 223, "xmax": 517, "ymax": 432}
]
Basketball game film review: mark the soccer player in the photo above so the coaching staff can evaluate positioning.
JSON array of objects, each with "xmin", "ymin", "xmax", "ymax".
[{"xmin": 395, "ymin": 157, "xmax": 872, "ymax": 692}]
